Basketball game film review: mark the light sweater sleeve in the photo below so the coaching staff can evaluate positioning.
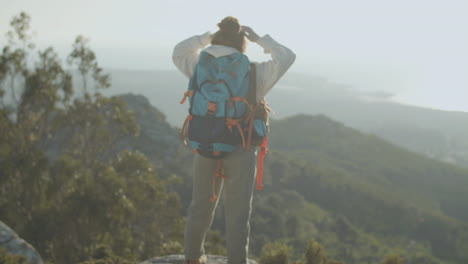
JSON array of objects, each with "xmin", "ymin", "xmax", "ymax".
[
  {"xmin": 253, "ymin": 35, "xmax": 296, "ymax": 102},
  {"xmin": 172, "ymin": 31, "xmax": 212, "ymax": 79}
]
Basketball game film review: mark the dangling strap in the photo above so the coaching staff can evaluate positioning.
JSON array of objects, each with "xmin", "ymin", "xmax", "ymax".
[
  {"xmin": 179, "ymin": 90, "xmax": 194, "ymax": 104},
  {"xmin": 211, "ymin": 160, "xmax": 225, "ymax": 202},
  {"xmin": 229, "ymin": 97, "xmax": 252, "ymax": 111},
  {"xmin": 256, "ymin": 136, "xmax": 268, "ymax": 190},
  {"xmin": 180, "ymin": 114, "xmax": 193, "ymax": 144}
]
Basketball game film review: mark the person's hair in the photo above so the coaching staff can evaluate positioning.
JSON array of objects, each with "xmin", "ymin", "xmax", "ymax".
[{"xmin": 211, "ymin": 16, "xmax": 246, "ymax": 53}]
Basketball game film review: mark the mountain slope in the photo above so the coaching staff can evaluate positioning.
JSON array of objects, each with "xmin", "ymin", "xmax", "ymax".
[
  {"xmin": 256, "ymin": 114, "xmax": 468, "ymax": 263},
  {"xmin": 103, "ymin": 69, "xmax": 468, "ymax": 168},
  {"xmin": 268, "ymin": 114, "xmax": 468, "ymax": 221}
]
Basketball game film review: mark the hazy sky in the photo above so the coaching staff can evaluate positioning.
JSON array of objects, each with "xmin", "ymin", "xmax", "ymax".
[{"xmin": 1, "ymin": 0, "xmax": 467, "ymax": 112}]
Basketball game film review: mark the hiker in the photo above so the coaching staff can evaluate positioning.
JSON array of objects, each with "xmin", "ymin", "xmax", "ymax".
[{"xmin": 172, "ymin": 16, "xmax": 295, "ymax": 264}]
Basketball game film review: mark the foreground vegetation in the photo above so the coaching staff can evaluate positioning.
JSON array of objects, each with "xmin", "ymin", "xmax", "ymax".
[{"xmin": 0, "ymin": 12, "xmax": 182, "ymax": 264}]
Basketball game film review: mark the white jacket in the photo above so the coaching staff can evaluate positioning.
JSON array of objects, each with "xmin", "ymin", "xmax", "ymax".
[{"xmin": 172, "ymin": 32, "xmax": 296, "ymax": 102}]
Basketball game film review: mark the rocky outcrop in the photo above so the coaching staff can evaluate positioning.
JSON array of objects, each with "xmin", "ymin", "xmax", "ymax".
[
  {"xmin": 0, "ymin": 221, "xmax": 43, "ymax": 264},
  {"xmin": 140, "ymin": 255, "xmax": 257, "ymax": 264},
  {"xmin": 117, "ymin": 93, "xmax": 183, "ymax": 165},
  {"xmin": 41, "ymin": 93, "xmax": 188, "ymax": 170}
]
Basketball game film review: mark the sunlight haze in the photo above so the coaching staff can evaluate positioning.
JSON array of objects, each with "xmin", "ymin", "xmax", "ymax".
[{"xmin": 1, "ymin": 0, "xmax": 467, "ymax": 112}]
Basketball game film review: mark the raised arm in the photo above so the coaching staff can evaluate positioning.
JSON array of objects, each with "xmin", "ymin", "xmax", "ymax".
[
  {"xmin": 243, "ymin": 27, "xmax": 296, "ymax": 102},
  {"xmin": 172, "ymin": 32, "xmax": 212, "ymax": 79}
]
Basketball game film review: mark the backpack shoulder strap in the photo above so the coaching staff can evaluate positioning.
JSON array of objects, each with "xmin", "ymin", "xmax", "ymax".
[{"xmin": 246, "ymin": 63, "xmax": 257, "ymax": 105}]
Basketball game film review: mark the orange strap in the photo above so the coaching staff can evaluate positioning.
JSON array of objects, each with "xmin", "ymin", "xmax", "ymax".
[
  {"xmin": 211, "ymin": 160, "xmax": 225, "ymax": 202},
  {"xmin": 207, "ymin": 102, "xmax": 217, "ymax": 115},
  {"xmin": 229, "ymin": 97, "xmax": 252, "ymax": 110},
  {"xmin": 226, "ymin": 118, "xmax": 246, "ymax": 149},
  {"xmin": 180, "ymin": 91, "xmax": 193, "ymax": 104},
  {"xmin": 180, "ymin": 114, "xmax": 193, "ymax": 144},
  {"xmin": 256, "ymin": 136, "xmax": 268, "ymax": 190}
]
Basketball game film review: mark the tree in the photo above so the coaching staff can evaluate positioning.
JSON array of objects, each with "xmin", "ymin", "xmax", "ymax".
[
  {"xmin": 382, "ymin": 254, "xmax": 404, "ymax": 264},
  {"xmin": 304, "ymin": 240, "xmax": 343, "ymax": 264},
  {"xmin": 259, "ymin": 242, "xmax": 291, "ymax": 264},
  {"xmin": 0, "ymin": 11, "xmax": 70, "ymax": 235},
  {"xmin": 0, "ymin": 12, "xmax": 184, "ymax": 264},
  {"xmin": 305, "ymin": 240, "xmax": 326, "ymax": 264},
  {"xmin": 68, "ymin": 35, "xmax": 109, "ymax": 95}
]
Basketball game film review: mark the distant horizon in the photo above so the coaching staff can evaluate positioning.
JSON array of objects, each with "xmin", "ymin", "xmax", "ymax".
[
  {"xmin": 1, "ymin": 0, "xmax": 468, "ymax": 113},
  {"xmin": 103, "ymin": 67, "xmax": 468, "ymax": 114}
]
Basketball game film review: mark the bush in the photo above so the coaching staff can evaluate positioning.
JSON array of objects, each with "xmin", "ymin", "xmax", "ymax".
[
  {"xmin": 382, "ymin": 254, "xmax": 404, "ymax": 264},
  {"xmin": 77, "ymin": 244, "xmax": 133, "ymax": 264},
  {"xmin": 259, "ymin": 242, "xmax": 291, "ymax": 264},
  {"xmin": 305, "ymin": 240, "xmax": 325, "ymax": 264},
  {"xmin": 0, "ymin": 248, "xmax": 27, "ymax": 264}
]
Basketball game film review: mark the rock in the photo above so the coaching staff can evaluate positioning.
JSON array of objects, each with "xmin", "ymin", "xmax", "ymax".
[
  {"xmin": 0, "ymin": 221, "xmax": 43, "ymax": 264},
  {"xmin": 140, "ymin": 254, "xmax": 257, "ymax": 264}
]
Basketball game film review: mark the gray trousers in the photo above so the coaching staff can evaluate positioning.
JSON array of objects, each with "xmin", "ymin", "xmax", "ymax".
[{"xmin": 184, "ymin": 148, "xmax": 257, "ymax": 264}]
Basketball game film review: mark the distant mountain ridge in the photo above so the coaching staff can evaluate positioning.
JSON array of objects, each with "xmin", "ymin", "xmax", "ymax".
[
  {"xmin": 269, "ymin": 114, "xmax": 468, "ymax": 221},
  {"xmin": 103, "ymin": 69, "xmax": 468, "ymax": 169}
]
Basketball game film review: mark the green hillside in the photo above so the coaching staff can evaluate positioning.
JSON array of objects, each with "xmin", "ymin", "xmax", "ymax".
[
  {"xmin": 269, "ymin": 114, "xmax": 468, "ymax": 221},
  {"xmin": 242, "ymin": 114, "xmax": 468, "ymax": 263}
]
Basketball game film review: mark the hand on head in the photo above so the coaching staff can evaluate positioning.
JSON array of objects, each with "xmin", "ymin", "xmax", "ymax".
[{"xmin": 241, "ymin": 26, "xmax": 260, "ymax": 42}]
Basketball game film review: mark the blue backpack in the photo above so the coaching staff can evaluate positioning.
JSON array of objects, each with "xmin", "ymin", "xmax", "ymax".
[{"xmin": 179, "ymin": 51, "xmax": 268, "ymax": 160}]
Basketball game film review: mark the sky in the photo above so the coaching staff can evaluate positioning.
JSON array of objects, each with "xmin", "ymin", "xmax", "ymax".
[{"xmin": 1, "ymin": 0, "xmax": 467, "ymax": 112}]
